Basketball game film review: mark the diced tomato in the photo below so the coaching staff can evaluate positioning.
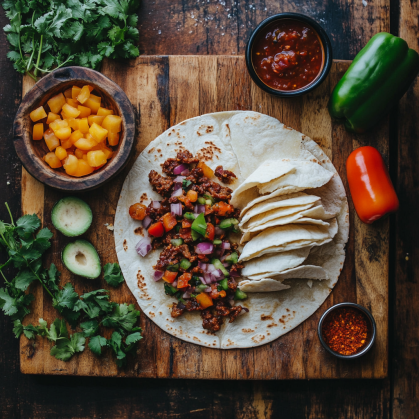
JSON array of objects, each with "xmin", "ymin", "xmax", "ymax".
[
  {"xmin": 219, "ymin": 290, "xmax": 226, "ymax": 298},
  {"xmin": 129, "ymin": 203, "xmax": 147, "ymax": 220},
  {"xmin": 197, "ymin": 254, "xmax": 209, "ymax": 261},
  {"xmin": 162, "ymin": 212, "xmax": 177, "ymax": 232},
  {"xmin": 179, "ymin": 227, "xmax": 191, "ymax": 239},
  {"xmin": 196, "ymin": 292, "xmax": 213, "ymax": 309},
  {"xmin": 163, "ymin": 270, "xmax": 178, "ymax": 283},
  {"xmin": 148, "ymin": 221, "xmax": 164, "ymax": 237},
  {"xmin": 204, "ymin": 205, "xmax": 213, "ymax": 216},
  {"xmin": 178, "ymin": 195, "xmax": 191, "ymax": 207},
  {"xmin": 177, "ymin": 273, "xmax": 192, "ymax": 289},
  {"xmin": 197, "ymin": 161, "xmax": 214, "ymax": 178},
  {"xmin": 182, "ymin": 219, "xmax": 192, "ymax": 228},
  {"xmin": 186, "ymin": 190, "xmax": 198, "ymax": 202},
  {"xmin": 213, "ymin": 201, "xmax": 234, "ymax": 216},
  {"xmin": 205, "ymin": 223, "xmax": 215, "ymax": 241}
]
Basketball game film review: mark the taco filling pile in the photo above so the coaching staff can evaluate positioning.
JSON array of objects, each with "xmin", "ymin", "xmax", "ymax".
[{"xmin": 129, "ymin": 150, "xmax": 248, "ymax": 333}]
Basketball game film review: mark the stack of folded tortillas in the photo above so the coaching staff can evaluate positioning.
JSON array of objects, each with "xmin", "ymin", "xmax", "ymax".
[{"xmin": 231, "ymin": 158, "xmax": 341, "ymax": 293}]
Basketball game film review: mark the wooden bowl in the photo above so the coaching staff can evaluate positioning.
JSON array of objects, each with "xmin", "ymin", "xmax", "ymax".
[{"xmin": 13, "ymin": 66, "xmax": 135, "ymax": 191}]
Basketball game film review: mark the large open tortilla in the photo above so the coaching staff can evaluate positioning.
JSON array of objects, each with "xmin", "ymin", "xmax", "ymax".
[{"xmin": 114, "ymin": 111, "xmax": 349, "ymax": 349}]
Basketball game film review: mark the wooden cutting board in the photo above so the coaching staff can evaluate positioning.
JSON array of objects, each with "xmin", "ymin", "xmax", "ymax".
[{"xmin": 20, "ymin": 56, "xmax": 389, "ymax": 379}]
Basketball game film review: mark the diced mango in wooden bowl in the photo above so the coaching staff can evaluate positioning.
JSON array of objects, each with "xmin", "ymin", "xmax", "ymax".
[{"xmin": 29, "ymin": 84, "xmax": 123, "ymax": 177}]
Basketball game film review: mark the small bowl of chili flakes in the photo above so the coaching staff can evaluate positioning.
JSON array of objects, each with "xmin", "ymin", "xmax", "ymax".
[
  {"xmin": 317, "ymin": 302, "xmax": 377, "ymax": 359},
  {"xmin": 246, "ymin": 13, "xmax": 333, "ymax": 97}
]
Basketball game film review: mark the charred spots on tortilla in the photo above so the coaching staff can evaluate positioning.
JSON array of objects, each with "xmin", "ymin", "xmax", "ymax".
[
  {"xmin": 168, "ymin": 132, "xmax": 171, "ymax": 136},
  {"xmin": 134, "ymin": 226, "xmax": 144, "ymax": 236},
  {"xmin": 267, "ymin": 323, "xmax": 278, "ymax": 328},
  {"xmin": 157, "ymin": 148, "xmax": 161, "ymax": 152},
  {"xmin": 148, "ymin": 147, "xmax": 155, "ymax": 154},
  {"xmin": 261, "ymin": 314, "xmax": 273, "ymax": 321},
  {"xmin": 123, "ymin": 239, "xmax": 128, "ymax": 251},
  {"xmin": 242, "ymin": 328, "xmax": 255, "ymax": 333}
]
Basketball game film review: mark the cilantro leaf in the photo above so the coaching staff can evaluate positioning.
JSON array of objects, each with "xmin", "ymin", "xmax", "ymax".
[
  {"xmin": 125, "ymin": 331, "xmax": 142, "ymax": 345},
  {"xmin": 88, "ymin": 335, "xmax": 107, "ymax": 356},
  {"xmin": 102, "ymin": 303, "xmax": 140, "ymax": 334},
  {"xmin": 15, "ymin": 214, "xmax": 40, "ymax": 238},
  {"xmin": 80, "ymin": 319, "xmax": 99, "ymax": 337},
  {"xmin": 103, "ymin": 263, "xmax": 124, "ymax": 287},
  {"xmin": 50, "ymin": 332, "xmax": 85, "ymax": 361},
  {"xmin": 14, "ymin": 268, "xmax": 37, "ymax": 291}
]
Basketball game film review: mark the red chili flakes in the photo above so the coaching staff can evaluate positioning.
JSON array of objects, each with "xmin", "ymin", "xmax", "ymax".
[{"xmin": 322, "ymin": 307, "xmax": 369, "ymax": 356}]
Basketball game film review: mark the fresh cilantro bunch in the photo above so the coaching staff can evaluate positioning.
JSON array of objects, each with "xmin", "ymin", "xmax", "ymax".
[
  {"xmin": 0, "ymin": 205, "xmax": 142, "ymax": 366},
  {"xmin": 2, "ymin": 0, "xmax": 140, "ymax": 80}
]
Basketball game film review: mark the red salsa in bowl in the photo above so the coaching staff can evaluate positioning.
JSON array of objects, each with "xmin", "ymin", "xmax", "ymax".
[{"xmin": 245, "ymin": 13, "xmax": 332, "ymax": 96}]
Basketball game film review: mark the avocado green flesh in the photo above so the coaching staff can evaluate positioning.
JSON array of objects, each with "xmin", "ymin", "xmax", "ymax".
[
  {"xmin": 52, "ymin": 197, "xmax": 92, "ymax": 237},
  {"xmin": 62, "ymin": 240, "xmax": 101, "ymax": 279}
]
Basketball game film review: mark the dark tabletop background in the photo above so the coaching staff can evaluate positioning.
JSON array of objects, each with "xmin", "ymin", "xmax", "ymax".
[{"xmin": 1, "ymin": 1, "xmax": 417, "ymax": 418}]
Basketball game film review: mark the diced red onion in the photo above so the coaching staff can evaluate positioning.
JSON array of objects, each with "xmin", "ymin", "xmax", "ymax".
[
  {"xmin": 173, "ymin": 176, "xmax": 186, "ymax": 183},
  {"xmin": 182, "ymin": 289, "xmax": 192, "ymax": 299},
  {"xmin": 203, "ymin": 273, "xmax": 212, "ymax": 284},
  {"xmin": 215, "ymin": 248, "xmax": 224, "ymax": 258},
  {"xmin": 194, "ymin": 204, "xmax": 206, "ymax": 214},
  {"xmin": 171, "ymin": 188, "xmax": 183, "ymax": 198},
  {"xmin": 215, "ymin": 226, "xmax": 223, "ymax": 236},
  {"xmin": 180, "ymin": 169, "xmax": 190, "ymax": 176},
  {"xmin": 199, "ymin": 276, "xmax": 205, "ymax": 285},
  {"xmin": 174, "ymin": 164, "xmax": 188, "ymax": 175},
  {"xmin": 174, "ymin": 183, "xmax": 182, "ymax": 191},
  {"xmin": 172, "ymin": 280, "xmax": 178, "ymax": 288},
  {"xmin": 207, "ymin": 263, "xmax": 215, "ymax": 273},
  {"xmin": 135, "ymin": 237, "xmax": 152, "ymax": 257},
  {"xmin": 222, "ymin": 262, "xmax": 229, "ymax": 268},
  {"xmin": 204, "ymin": 287, "xmax": 212, "ymax": 292},
  {"xmin": 198, "ymin": 262, "xmax": 208, "ymax": 272},
  {"xmin": 196, "ymin": 242, "xmax": 214, "ymax": 255},
  {"xmin": 222, "ymin": 242, "xmax": 231, "ymax": 250},
  {"xmin": 211, "ymin": 269, "xmax": 223, "ymax": 279},
  {"xmin": 239, "ymin": 307, "xmax": 250, "ymax": 315},
  {"xmin": 143, "ymin": 215, "xmax": 152, "ymax": 229},
  {"xmin": 230, "ymin": 270, "xmax": 240, "ymax": 277},
  {"xmin": 153, "ymin": 270, "xmax": 164, "ymax": 281},
  {"xmin": 171, "ymin": 203, "xmax": 183, "ymax": 216},
  {"xmin": 220, "ymin": 254, "xmax": 227, "ymax": 262},
  {"xmin": 152, "ymin": 201, "xmax": 161, "ymax": 209}
]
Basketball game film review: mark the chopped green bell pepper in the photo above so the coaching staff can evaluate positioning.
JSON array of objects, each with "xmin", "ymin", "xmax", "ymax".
[
  {"xmin": 191, "ymin": 213, "xmax": 207, "ymax": 236},
  {"xmin": 329, "ymin": 32, "xmax": 419, "ymax": 133},
  {"xmin": 166, "ymin": 263, "xmax": 179, "ymax": 272},
  {"xmin": 234, "ymin": 289, "xmax": 247, "ymax": 300},
  {"xmin": 180, "ymin": 258, "xmax": 191, "ymax": 270},
  {"xmin": 184, "ymin": 212, "xmax": 196, "ymax": 220},
  {"xmin": 211, "ymin": 258, "xmax": 229, "ymax": 276},
  {"xmin": 225, "ymin": 252, "xmax": 238, "ymax": 264},
  {"xmin": 219, "ymin": 218, "xmax": 239, "ymax": 229},
  {"xmin": 171, "ymin": 239, "xmax": 183, "ymax": 247},
  {"xmin": 219, "ymin": 278, "xmax": 229, "ymax": 291}
]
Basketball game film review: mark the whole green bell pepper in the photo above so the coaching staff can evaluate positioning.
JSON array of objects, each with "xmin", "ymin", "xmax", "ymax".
[{"xmin": 329, "ymin": 32, "xmax": 419, "ymax": 133}]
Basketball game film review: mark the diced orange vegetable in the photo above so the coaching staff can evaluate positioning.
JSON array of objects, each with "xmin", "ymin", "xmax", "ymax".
[
  {"xmin": 63, "ymin": 154, "xmax": 78, "ymax": 175},
  {"xmin": 107, "ymin": 132, "xmax": 120, "ymax": 146},
  {"xmin": 47, "ymin": 93, "xmax": 66, "ymax": 114},
  {"xmin": 182, "ymin": 219, "xmax": 192, "ymax": 228},
  {"xmin": 177, "ymin": 273, "xmax": 192, "ymax": 289},
  {"xmin": 73, "ymin": 159, "xmax": 94, "ymax": 177},
  {"xmin": 46, "ymin": 112, "xmax": 61, "ymax": 124},
  {"xmin": 77, "ymin": 105, "xmax": 91, "ymax": 118},
  {"xmin": 196, "ymin": 293, "xmax": 213, "ymax": 309},
  {"xmin": 88, "ymin": 115, "xmax": 105, "ymax": 126},
  {"xmin": 197, "ymin": 161, "xmax": 214, "ymax": 178},
  {"xmin": 102, "ymin": 115, "xmax": 122, "ymax": 133},
  {"xmin": 55, "ymin": 127, "xmax": 72, "ymax": 141},
  {"xmin": 69, "ymin": 130, "xmax": 83, "ymax": 144},
  {"xmin": 44, "ymin": 152, "xmax": 62, "ymax": 169},
  {"xmin": 88, "ymin": 93, "xmax": 101, "ymax": 103},
  {"xmin": 33, "ymin": 123, "xmax": 44, "ymax": 141},
  {"xmin": 74, "ymin": 137, "xmax": 98, "ymax": 151},
  {"xmin": 162, "ymin": 270, "xmax": 178, "ymax": 283},
  {"xmin": 186, "ymin": 190, "xmax": 198, "ymax": 202},
  {"xmin": 44, "ymin": 129, "xmax": 60, "ymax": 151},
  {"xmin": 67, "ymin": 118, "xmax": 79, "ymax": 130},
  {"xmin": 89, "ymin": 123, "xmax": 108, "ymax": 142},
  {"xmin": 64, "ymin": 88, "xmax": 73, "ymax": 99},
  {"xmin": 85, "ymin": 133, "xmax": 95, "ymax": 142},
  {"xmin": 162, "ymin": 212, "xmax": 177, "ymax": 232},
  {"xmin": 78, "ymin": 118, "xmax": 89, "ymax": 134},
  {"xmin": 75, "ymin": 149, "xmax": 87, "ymax": 159},
  {"xmin": 66, "ymin": 98, "xmax": 80, "ymax": 108},
  {"xmin": 219, "ymin": 290, "xmax": 226, "ymax": 298},
  {"xmin": 60, "ymin": 138, "xmax": 74, "ymax": 150},
  {"xmin": 30, "ymin": 106, "xmax": 47, "ymax": 122},
  {"xmin": 55, "ymin": 146, "xmax": 67, "ymax": 160},
  {"xmin": 148, "ymin": 221, "xmax": 164, "ymax": 237},
  {"xmin": 91, "ymin": 142, "xmax": 113, "ymax": 159},
  {"xmin": 213, "ymin": 201, "xmax": 234, "ymax": 217},
  {"xmin": 84, "ymin": 98, "xmax": 101, "ymax": 114},
  {"xmin": 87, "ymin": 150, "xmax": 107, "ymax": 167},
  {"xmin": 82, "ymin": 154, "xmax": 88, "ymax": 162},
  {"xmin": 62, "ymin": 103, "xmax": 81, "ymax": 119},
  {"xmin": 77, "ymin": 85, "xmax": 91, "ymax": 104},
  {"xmin": 87, "ymin": 85, "xmax": 94, "ymax": 92},
  {"xmin": 72, "ymin": 86, "xmax": 81, "ymax": 100},
  {"xmin": 129, "ymin": 203, "xmax": 147, "ymax": 220},
  {"xmin": 97, "ymin": 107, "xmax": 113, "ymax": 116},
  {"xmin": 50, "ymin": 119, "xmax": 69, "ymax": 132}
]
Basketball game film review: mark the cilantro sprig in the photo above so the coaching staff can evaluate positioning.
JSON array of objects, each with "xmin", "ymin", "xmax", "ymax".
[
  {"xmin": 2, "ymin": 0, "xmax": 140, "ymax": 81},
  {"xmin": 0, "ymin": 204, "xmax": 141, "ymax": 366}
]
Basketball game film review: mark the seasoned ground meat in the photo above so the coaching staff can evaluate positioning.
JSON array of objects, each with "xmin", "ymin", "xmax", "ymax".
[
  {"xmin": 215, "ymin": 300, "xmax": 231, "ymax": 317},
  {"xmin": 154, "ymin": 245, "xmax": 183, "ymax": 271},
  {"xmin": 171, "ymin": 302, "xmax": 185, "ymax": 318},
  {"xmin": 185, "ymin": 299, "xmax": 200, "ymax": 312},
  {"xmin": 145, "ymin": 198, "xmax": 171, "ymax": 220},
  {"xmin": 162, "ymin": 158, "xmax": 178, "ymax": 175},
  {"xmin": 191, "ymin": 180, "xmax": 232, "ymax": 201},
  {"xmin": 215, "ymin": 165, "xmax": 237, "ymax": 184},
  {"xmin": 227, "ymin": 278, "xmax": 237, "ymax": 292},
  {"xmin": 186, "ymin": 167, "xmax": 204, "ymax": 183},
  {"xmin": 149, "ymin": 170, "xmax": 174, "ymax": 197},
  {"xmin": 201, "ymin": 309, "xmax": 223, "ymax": 332},
  {"xmin": 230, "ymin": 263, "xmax": 244, "ymax": 277},
  {"xmin": 179, "ymin": 228, "xmax": 194, "ymax": 245},
  {"xmin": 229, "ymin": 306, "xmax": 243, "ymax": 322},
  {"xmin": 191, "ymin": 266, "xmax": 204, "ymax": 275},
  {"xmin": 177, "ymin": 150, "xmax": 199, "ymax": 165}
]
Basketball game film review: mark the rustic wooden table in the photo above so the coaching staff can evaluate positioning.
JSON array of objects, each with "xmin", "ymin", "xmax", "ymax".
[{"xmin": 0, "ymin": 1, "xmax": 416, "ymax": 418}]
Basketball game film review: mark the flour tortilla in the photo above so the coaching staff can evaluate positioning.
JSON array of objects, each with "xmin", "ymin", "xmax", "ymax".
[
  {"xmin": 114, "ymin": 111, "xmax": 349, "ymax": 349},
  {"xmin": 239, "ymin": 279, "xmax": 291, "ymax": 292},
  {"xmin": 246, "ymin": 265, "xmax": 329, "ymax": 282}
]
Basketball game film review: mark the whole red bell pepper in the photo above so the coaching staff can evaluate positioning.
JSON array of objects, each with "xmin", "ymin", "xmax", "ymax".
[{"xmin": 346, "ymin": 146, "xmax": 399, "ymax": 224}]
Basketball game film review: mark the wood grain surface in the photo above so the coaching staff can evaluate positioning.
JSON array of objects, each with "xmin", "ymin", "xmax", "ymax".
[
  {"xmin": 19, "ymin": 57, "xmax": 389, "ymax": 380},
  {"xmin": 2, "ymin": 0, "xmax": 418, "ymax": 416}
]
